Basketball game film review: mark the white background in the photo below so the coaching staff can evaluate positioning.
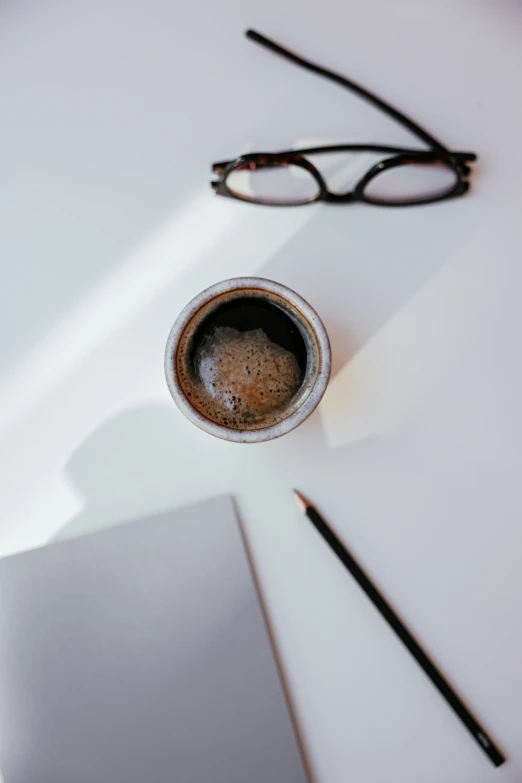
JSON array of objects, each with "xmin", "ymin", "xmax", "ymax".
[{"xmin": 1, "ymin": 1, "xmax": 522, "ymax": 781}]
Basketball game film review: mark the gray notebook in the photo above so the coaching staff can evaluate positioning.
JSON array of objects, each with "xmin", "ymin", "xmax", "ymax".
[{"xmin": 0, "ymin": 497, "xmax": 308, "ymax": 783}]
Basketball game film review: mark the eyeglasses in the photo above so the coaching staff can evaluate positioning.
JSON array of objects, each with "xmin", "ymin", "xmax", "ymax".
[{"xmin": 211, "ymin": 30, "xmax": 477, "ymax": 208}]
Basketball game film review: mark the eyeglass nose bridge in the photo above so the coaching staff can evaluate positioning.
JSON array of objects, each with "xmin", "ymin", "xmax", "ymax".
[{"xmin": 323, "ymin": 191, "xmax": 355, "ymax": 203}]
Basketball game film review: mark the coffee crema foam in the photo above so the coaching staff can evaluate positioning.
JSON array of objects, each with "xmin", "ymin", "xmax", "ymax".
[{"xmin": 188, "ymin": 326, "xmax": 303, "ymax": 429}]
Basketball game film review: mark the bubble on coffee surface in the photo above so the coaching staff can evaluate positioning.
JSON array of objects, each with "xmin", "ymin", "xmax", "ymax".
[{"xmin": 192, "ymin": 326, "xmax": 303, "ymax": 428}]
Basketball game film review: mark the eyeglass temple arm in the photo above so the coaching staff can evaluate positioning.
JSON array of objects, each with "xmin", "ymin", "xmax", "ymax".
[{"xmin": 246, "ymin": 29, "xmax": 449, "ymax": 154}]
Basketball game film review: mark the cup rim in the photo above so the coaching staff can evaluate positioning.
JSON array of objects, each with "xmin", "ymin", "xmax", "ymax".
[{"xmin": 164, "ymin": 277, "xmax": 331, "ymax": 443}]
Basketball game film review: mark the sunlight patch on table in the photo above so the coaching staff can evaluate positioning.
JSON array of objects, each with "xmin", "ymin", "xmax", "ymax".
[
  {"xmin": 0, "ymin": 188, "xmax": 318, "ymax": 437},
  {"xmin": 0, "ymin": 477, "xmax": 83, "ymax": 559}
]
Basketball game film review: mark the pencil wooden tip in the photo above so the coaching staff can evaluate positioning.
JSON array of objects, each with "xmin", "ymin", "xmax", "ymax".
[{"xmin": 293, "ymin": 490, "xmax": 311, "ymax": 514}]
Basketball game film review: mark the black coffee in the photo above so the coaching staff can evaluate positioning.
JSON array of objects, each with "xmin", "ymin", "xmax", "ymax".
[{"xmin": 178, "ymin": 296, "xmax": 308, "ymax": 430}]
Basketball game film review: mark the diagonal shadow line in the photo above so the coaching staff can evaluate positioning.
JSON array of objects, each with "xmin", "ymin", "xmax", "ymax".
[{"xmin": 318, "ymin": 206, "xmax": 516, "ymax": 448}]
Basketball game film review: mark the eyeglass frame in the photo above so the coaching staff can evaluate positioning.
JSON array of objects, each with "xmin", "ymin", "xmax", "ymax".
[{"xmin": 211, "ymin": 30, "xmax": 477, "ymax": 208}]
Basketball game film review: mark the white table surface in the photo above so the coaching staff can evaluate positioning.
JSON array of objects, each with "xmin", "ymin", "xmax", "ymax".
[{"xmin": 2, "ymin": 1, "xmax": 522, "ymax": 781}]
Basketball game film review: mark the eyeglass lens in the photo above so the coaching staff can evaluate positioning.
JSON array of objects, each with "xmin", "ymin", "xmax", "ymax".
[
  {"xmin": 226, "ymin": 162, "xmax": 320, "ymax": 205},
  {"xmin": 363, "ymin": 160, "xmax": 459, "ymax": 204}
]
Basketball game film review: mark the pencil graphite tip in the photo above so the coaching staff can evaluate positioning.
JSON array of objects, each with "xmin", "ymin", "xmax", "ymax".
[{"xmin": 293, "ymin": 490, "xmax": 311, "ymax": 514}]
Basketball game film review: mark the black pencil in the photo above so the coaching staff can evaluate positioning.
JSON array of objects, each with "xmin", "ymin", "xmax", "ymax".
[{"xmin": 293, "ymin": 490, "xmax": 505, "ymax": 768}]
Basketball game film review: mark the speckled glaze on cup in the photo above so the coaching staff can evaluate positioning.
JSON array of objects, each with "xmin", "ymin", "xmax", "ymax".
[{"xmin": 165, "ymin": 278, "xmax": 331, "ymax": 443}]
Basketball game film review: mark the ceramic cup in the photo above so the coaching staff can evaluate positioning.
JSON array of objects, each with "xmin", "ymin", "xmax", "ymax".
[{"xmin": 165, "ymin": 277, "xmax": 331, "ymax": 443}]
